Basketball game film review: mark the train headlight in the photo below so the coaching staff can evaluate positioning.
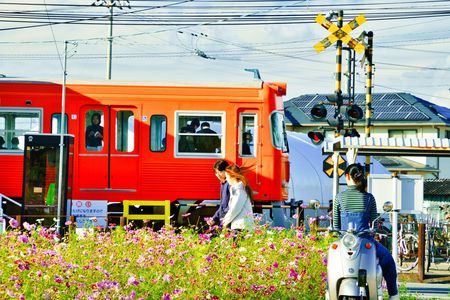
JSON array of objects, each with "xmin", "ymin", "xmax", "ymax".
[{"xmin": 342, "ymin": 233, "xmax": 358, "ymax": 249}]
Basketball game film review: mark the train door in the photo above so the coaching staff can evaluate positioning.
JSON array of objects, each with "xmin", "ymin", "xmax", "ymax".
[
  {"xmin": 78, "ymin": 105, "xmax": 139, "ymax": 191},
  {"xmin": 236, "ymin": 110, "xmax": 259, "ymax": 185}
]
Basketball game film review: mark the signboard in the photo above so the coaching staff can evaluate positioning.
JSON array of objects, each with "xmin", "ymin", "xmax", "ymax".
[
  {"xmin": 323, "ymin": 154, "xmax": 347, "ymax": 178},
  {"xmin": 70, "ymin": 200, "xmax": 108, "ymax": 228}
]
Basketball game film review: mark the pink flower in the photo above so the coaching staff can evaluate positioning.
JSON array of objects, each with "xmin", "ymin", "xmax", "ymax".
[
  {"xmin": 162, "ymin": 293, "xmax": 170, "ymax": 300},
  {"xmin": 9, "ymin": 218, "xmax": 19, "ymax": 228},
  {"xmin": 292, "ymin": 214, "xmax": 299, "ymax": 219},
  {"xmin": 127, "ymin": 275, "xmax": 140, "ymax": 286},
  {"xmin": 162, "ymin": 274, "xmax": 172, "ymax": 282},
  {"xmin": 54, "ymin": 274, "xmax": 63, "ymax": 284},
  {"xmin": 18, "ymin": 234, "xmax": 29, "ymax": 244},
  {"xmin": 182, "ymin": 213, "xmax": 191, "ymax": 218},
  {"xmin": 272, "ymin": 261, "xmax": 279, "ymax": 268},
  {"xmin": 204, "ymin": 217, "xmax": 214, "ymax": 226},
  {"xmin": 23, "ymin": 222, "xmax": 35, "ymax": 231},
  {"xmin": 288, "ymin": 269, "xmax": 298, "ymax": 280}
]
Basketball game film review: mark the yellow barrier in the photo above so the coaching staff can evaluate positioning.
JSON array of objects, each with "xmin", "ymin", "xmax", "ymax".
[{"xmin": 123, "ymin": 200, "xmax": 171, "ymax": 225}]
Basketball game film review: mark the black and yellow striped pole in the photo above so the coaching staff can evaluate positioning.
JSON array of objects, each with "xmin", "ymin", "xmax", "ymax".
[
  {"xmin": 335, "ymin": 10, "xmax": 344, "ymax": 101},
  {"xmin": 364, "ymin": 31, "xmax": 374, "ymax": 176}
]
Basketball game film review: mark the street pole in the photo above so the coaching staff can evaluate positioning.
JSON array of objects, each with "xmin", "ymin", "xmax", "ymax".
[
  {"xmin": 56, "ymin": 41, "xmax": 68, "ymax": 234},
  {"xmin": 107, "ymin": 5, "xmax": 113, "ymax": 80},
  {"xmin": 365, "ymin": 31, "xmax": 374, "ymax": 176},
  {"xmin": 391, "ymin": 173, "xmax": 399, "ymax": 268},
  {"xmin": 332, "ymin": 10, "xmax": 344, "ymax": 201},
  {"xmin": 92, "ymin": 0, "xmax": 131, "ymax": 80}
]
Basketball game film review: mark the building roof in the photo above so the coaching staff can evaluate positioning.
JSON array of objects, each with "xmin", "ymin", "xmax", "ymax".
[
  {"xmin": 374, "ymin": 156, "xmax": 439, "ymax": 174},
  {"xmin": 284, "ymin": 92, "xmax": 449, "ymax": 126}
]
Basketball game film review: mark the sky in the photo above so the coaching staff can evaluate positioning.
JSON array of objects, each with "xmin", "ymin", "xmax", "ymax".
[{"xmin": 0, "ymin": 0, "xmax": 449, "ymax": 106}]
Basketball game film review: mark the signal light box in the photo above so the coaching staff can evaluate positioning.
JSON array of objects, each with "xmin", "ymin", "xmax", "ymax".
[{"xmin": 367, "ymin": 174, "xmax": 424, "ymax": 214}]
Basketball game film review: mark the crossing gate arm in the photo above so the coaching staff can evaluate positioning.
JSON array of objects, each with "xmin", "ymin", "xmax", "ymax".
[{"xmin": 123, "ymin": 200, "xmax": 171, "ymax": 225}]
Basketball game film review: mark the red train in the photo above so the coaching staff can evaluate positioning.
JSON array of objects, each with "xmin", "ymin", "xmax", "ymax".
[{"xmin": 0, "ymin": 79, "xmax": 289, "ymax": 225}]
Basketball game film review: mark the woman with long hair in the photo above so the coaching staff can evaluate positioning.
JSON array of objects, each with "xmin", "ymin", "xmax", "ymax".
[
  {"xmin": 222, "ymin": 164, "xmax": 254, "ymax": 231},
  {"xmin": 333, "ymin": 163, "xmax": 399, "ymax": 300}
]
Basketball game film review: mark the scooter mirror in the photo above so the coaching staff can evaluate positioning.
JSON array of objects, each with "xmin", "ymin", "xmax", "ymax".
[
  {"xmin": 382, "ymin": 201, "xmax": 393, "ymax": 212},
  {"xmin": 309, "ymin": 199, "xmax": 320, "ymax": 210}
]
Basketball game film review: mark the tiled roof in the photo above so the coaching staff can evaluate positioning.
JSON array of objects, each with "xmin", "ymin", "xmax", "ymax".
[
  {"xmin": 424, "ymin": 179, "xmax": 450, "ymax": 196},
  {"xmin": 284, "ymin": 92, "xmax": 449, "ymax": 126}
]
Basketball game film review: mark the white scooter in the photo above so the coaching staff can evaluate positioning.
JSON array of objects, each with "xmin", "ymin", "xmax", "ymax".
[{"xmin": 326, "ymin": 202, "xmax": 393, "ymax": 300}]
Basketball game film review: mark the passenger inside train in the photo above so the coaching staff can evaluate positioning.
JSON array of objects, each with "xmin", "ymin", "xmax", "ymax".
[
  {"xmin": 85, "ymin": 112, "xmax": 104, "ymax": 151},
  {"xmin": 0, "ymin": 136, "xmax": 6, "ymax": 149}
]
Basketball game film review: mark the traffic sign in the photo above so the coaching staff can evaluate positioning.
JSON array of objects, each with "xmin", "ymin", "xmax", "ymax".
[
  {"xmin": 313, "ymin": 14, "xmax": 366, "ymax": 53},
  {"xmin": 323, "ymin": 154, "xmax": 347, "ymax": 178}
]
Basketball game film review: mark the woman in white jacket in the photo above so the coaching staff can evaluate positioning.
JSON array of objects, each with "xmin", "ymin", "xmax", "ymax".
[{"xmin": 222, "ymin": 164, "xmax": 254, "ymax": 231}]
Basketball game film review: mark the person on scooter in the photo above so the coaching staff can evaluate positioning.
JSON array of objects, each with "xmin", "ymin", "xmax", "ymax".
[{"xmin": 333, "ymin": 163, "xmax": 399, "ymax": 300}]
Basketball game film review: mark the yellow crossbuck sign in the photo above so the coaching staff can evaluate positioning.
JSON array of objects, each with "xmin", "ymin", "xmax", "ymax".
[{"xmin": 314, "ymin": 14, "xmax": 366, "ymax": 53}]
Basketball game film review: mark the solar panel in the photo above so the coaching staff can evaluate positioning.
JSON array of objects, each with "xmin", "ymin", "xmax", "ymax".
[
  {"xmin": 374, "ymin": 99, "xmax": 392, "ymax": 107},
  {"xmin": 376, "ymin": 106, "xmax": 397, "ymax": 113},
  {"xmin": 355, "ymin": 94, "xmax": 365, "ymax": 101},
  {"xmin": 287, "ymin": 92, "xmax": 436, "ymax": 123},
  {"xmin": 406, "ymin": 112, "xmax": 430, "ymax": 120},
  {"xmin": 396, "ymin": 106, "xmax": 417, "ymax": 113},
  {"xmin": 377, "ymin": 112, "xmax": 400, "ymax": 120},
  {"xmin": 372, "ymin": 94, "xmax": 384, "ymax": 101},
  {"xmin": 372, "ymin": 112, "xmax": 382, "ymax": 119},
  {"xmin": 301, "ymin": 95, "xmax": 316, "ymax": 102},
  {"xmin": 381, "ymin": 94, "xmax": 402, "ymax": 101},
  {"xmin": 389, "ymin": 99, "xmax": 408, "ymax": 106}
]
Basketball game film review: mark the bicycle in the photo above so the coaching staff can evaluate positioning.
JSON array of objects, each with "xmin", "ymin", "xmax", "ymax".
[
  {"xmin": 396, "ymin": 222, "xmax": 419, "ymax": 272},
  {"xmin": 426, "ymin": 219, "xmax": 450, "ymax": 272}
]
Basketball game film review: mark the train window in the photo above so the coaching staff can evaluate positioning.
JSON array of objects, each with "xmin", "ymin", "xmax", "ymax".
[
  {"xmin": 150, "ymin": 115, "xmax": 167, "ymax": 152},
  {"xmin": 0, "ymin": 109, "xmax": 41, "ymax": 151},
  {"xmin": 270, "ymin": 111, "xmax": 289, "ymax": 153},
  {"xmin": 176, "ymin": 113, "xmax": 224, "ymax": 156},
  {"xmin": 51, "ymin": 113, "xmax": 68, "ymax": 134},
  {"xmin": 85, "ymin": 110, "xmax": 104, "ymax": 151},
  {"xmin": 240, "ymin": 114, "xmax": 256, "ymax": 157},
  {"xmin": 115, "ymin": 110, "xmax": 134, "ymax": 152}
]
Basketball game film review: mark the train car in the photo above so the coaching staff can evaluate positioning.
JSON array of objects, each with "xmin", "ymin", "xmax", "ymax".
[{"xmin": 0, "ymin": 79, "xmax": 289, "ymax": 226}]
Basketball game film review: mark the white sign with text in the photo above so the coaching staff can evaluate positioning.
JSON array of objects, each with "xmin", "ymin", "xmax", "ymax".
[{"xmin": 70, "ymin": 200, "xmax": 108, "ymax": 228}]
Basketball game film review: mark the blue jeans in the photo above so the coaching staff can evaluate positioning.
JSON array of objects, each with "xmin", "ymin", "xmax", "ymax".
[{"xmin": 374, "ymin": 240, "xmax": 398, "ymax": 296}]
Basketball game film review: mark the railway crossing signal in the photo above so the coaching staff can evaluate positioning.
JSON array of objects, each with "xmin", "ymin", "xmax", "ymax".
[
  {"xmin": 323, "ymin": 154, "xmax": 347, "ymax": 178},
  {"xmin": 313, "ymin": 14, "xmax": 366, "ymax": 53},
  {"xmin": 311, "ymin": 104, "xmax": 327, "ymax": 120},
  {"xmin": 346, "ymin": 104, "xmax": 364, "ymax": 122},
  {"xmin": 308, "ymin": 131, "xmax": 325, "ymax": 145}
]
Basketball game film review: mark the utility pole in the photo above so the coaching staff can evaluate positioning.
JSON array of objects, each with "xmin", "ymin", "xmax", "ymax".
[
  {"xmin": 92, "ymin": 0, "xmax": 131, "ymax": 80},
  {"xmin": 364, "ymin": 31, "xmax": 374, "ymax": 176}
]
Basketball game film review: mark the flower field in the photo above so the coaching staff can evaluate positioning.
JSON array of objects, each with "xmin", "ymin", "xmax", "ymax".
[{"xmin": 0, "ymin": 220, "xmax": 330, "ymax": 299}]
